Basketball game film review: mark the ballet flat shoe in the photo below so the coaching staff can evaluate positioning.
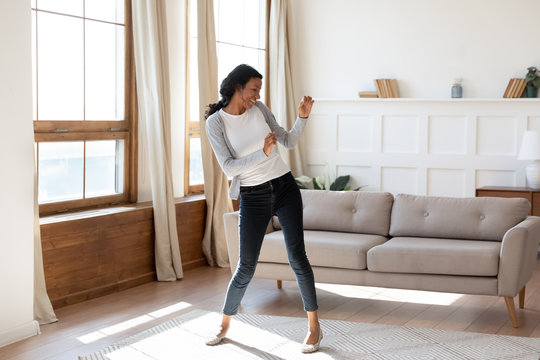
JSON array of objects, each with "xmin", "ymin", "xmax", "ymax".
[
  {"xmin": 300, "ymin": 329, "xmax": 323, "ymax": 353},
  {"xmin": 205, "ymin": 328, "xmax": 226, "ymax": 346}
]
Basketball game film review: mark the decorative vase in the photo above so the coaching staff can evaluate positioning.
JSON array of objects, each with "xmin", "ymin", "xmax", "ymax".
[
  {"xmin": 526, "ymin": 85, "xmax": 538, "ymax": 98},
  {"xmin": 451, "ymin": 78, "xmax": 463, "ymax": 98}
]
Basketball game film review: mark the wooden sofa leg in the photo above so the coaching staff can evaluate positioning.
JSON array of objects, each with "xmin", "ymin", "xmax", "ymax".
[
  {"xmin": 277, "ymin": 280, "xmax": 282, "ymax": 289},
  {"xmin": 504, "ymin": 296, "xmax": 519, "ymax": 328},
  {"xmin": 519, "ymin": 286, "xmax": 526, "ymax": 309}
]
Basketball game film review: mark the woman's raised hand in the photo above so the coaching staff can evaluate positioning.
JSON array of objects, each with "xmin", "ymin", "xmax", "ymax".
[
  {"xmin": 298, "ymin": 96, "xmax": 315, "ymax": 119},
  {"xmin": 263, "ymin": 132, "xmax": 277, "ymax": 156}
]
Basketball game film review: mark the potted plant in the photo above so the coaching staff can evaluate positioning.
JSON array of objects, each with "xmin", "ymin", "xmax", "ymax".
[
  {"xmin": 525, "ymin": 66, "xmax": 540, "ymax": 98},
  {"xmin": 295, "ymin": 174, "xmax": 364, "ymax": 191}
]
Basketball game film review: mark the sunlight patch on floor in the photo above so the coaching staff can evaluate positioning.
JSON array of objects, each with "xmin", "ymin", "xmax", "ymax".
[
  {"xmin": 316, "ymin": 283, "xmax": 463, "ymax": 306},
  {"xmin": 76, "ymin": 301, "xmax": 192, "ymax": 344},
  {"xmin": 103, "ymin": 311, "xmax": 334, "ymax": 360}
]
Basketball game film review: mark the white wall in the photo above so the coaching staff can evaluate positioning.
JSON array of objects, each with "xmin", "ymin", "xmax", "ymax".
[
  {"xmin": 0, "ymin": 0, "xmax": 40, "ymax": 347},
  {"xmin": 289, "ymin": 0, "xmax": 540, "ymax": 99},
  {"xmin": 289, "ymin": 0, "xmax": 540, "ymax": 193}
]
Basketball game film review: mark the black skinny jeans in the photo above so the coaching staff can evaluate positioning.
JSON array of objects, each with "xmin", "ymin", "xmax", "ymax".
[{"xmin": 222, "ymin": 172, "xmax": 318, "ymax": 315}]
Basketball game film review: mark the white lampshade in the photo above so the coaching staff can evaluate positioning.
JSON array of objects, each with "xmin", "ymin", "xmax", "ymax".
[{"xmin": 518, "ymin": 131, "xmax": 540, "ymax": 160}]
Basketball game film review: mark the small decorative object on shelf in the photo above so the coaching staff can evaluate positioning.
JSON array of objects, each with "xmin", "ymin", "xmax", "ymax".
[
  {"xmin": 525, "ymin": 66, "xmax": 540, "ymax": 98},
  {"xmin": 451, "ymin": 78, "xmax": 463, "ymax": 98}
]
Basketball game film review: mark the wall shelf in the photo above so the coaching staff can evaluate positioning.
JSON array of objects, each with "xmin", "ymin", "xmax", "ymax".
[{"xmin": 315, "ymin": 98, "xmax": 540, "ymax": 103}]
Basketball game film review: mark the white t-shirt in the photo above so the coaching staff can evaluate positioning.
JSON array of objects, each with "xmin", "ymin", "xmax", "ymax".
[{"xmin": 219, "ymin": 107, "xmax": 289, "ymax": 186}]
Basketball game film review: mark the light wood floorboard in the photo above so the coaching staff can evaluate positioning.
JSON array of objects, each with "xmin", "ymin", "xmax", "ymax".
[{"xmin": 1, "ymin": 255, "xmax": 540, "ymax": 359}]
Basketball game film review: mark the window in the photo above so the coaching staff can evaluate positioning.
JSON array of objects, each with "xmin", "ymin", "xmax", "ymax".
[
  {"xmin": 185, "ymin": 0, "xmax": 267, "ymax": 194},
  {"xmin": 32, "ymin": 0, "xmax": 137, "ymax": 215}
]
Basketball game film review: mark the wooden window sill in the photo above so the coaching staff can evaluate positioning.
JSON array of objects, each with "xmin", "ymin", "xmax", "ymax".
[{"xmin": 40, "ymin": 194, "xmax": 206, "ymax": 225}]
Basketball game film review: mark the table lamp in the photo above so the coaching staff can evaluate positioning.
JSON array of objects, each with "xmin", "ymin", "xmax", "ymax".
[{"xmin": 518, "ymin": 131, "xmax": 540, "ymax": 189}]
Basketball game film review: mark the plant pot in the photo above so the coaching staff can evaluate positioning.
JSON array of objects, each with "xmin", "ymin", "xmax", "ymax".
[{"xmin": 526, "ymin": 85, "xmax": 538, "ymax": 98}]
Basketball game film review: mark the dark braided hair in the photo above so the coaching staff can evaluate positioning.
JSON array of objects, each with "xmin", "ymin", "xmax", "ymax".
[{"xmin": 205, "ymin": 64, "xmax": 263, "ymax": 119}]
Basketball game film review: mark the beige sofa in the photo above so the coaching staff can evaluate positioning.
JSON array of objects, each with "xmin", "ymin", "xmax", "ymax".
[{"xmin": 223, "ymin": 190, "xmax": 540, "ymax": 327}]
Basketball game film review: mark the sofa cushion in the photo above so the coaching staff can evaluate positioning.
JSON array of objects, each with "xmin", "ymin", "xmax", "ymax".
[
  {"xmin": 389, "ymin": 193, "xmax": 530, "ymax": 241},
  {"xmin": 260, "ymin": 230, "xmax": 388, "ymax": 270},
  {"xmin": 273, "ymin": 190, "xmax": 394, "ymax": 236},
  {"xmin": 367, "ymin": 237, "xmax": 501, "ymax": 276}
]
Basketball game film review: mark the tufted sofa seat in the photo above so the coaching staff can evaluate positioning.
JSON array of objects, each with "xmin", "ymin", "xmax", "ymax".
[{"xmin": 223, "ymin": 190, "xmax": 540, "ymax": 327}]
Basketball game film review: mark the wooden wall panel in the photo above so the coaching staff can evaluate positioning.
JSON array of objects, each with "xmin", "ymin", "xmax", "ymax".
[
  {"xmin": 41, "ymin": 197, "xmax": 207, "ymax": 308},
  {"xmin": 175, "ymin": 196, "xmax": 207, "ymax": 270}
]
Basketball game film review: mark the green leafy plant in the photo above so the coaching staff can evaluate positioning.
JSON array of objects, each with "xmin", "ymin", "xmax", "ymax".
[
  {"xmin": 525, "ymin": 66, "xmax": 540, "ymax": 88},
  {"xmin": 295, "ymin": 174, "xmax": 364, "ymax": 191}
]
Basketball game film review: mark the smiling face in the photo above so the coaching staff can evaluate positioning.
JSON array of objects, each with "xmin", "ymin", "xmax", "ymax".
[{"xmin": 238, "ymin": 77, "xmax": 262, "ymax": 110}]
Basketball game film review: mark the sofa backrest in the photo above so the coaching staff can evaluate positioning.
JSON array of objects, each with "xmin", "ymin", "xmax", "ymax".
[
  {"xmin": 273, "ymin": 190, "xmax": 394, "ymax": 236},
  {"xmin": 389, "ymin": 193, "xmax": 530, "ymax": 241}
]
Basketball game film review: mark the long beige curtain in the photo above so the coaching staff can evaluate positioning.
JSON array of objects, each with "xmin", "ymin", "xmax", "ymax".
[
  {"xmin": 132, "ymin": 0, "xmax": 183, "ymax": 281},
  {"xmin": 198, "ymin": 0, "xmax": 233, "ymax": 267},
  {"xmin": 269, "ymin": 0, "xmax": 304, "ymax": 176},
  {"xmin": 33, "ymin": 157, "xmax": 57, "ymax": 325}
]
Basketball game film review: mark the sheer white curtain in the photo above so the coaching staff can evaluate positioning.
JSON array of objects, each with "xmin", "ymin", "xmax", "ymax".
[
  {"xmin": 269, "ymin": 0, "xmax": 304, "ymax": 176},
  {"xmin": 132, "ymin": 0, "xmax": 183, "ymax": 281},
  {"xmin": 34, "ymin": 157, "xmax": 57, "ymax": 325},
  {"xmin": 198, "ymin": 0, "xmax": 234, "ymax": 267}
]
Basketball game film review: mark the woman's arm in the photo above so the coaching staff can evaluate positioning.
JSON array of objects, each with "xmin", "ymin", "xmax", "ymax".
[{"xmin": 256, "ymin": 96, "xmax": 314, "ymax": 149}]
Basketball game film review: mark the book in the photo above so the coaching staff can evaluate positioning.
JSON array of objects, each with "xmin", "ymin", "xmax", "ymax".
[
  {"xmin": 505, "ymin": 78, "xmax": 517, "ymax": 98},
  {"xmin": 388, "ymin": 79, "xmax": 399, "ymax": 98},
  {"xmin": 381, "ymin": 79, "xmax": 390, "ymax": 98},
  {"xmin": 358, "ymin": 91, "xmax": 378, "ymax": 98},
  {"xmin": 504, "ymin": 78, "xmax": 526, "ymax": 98},
  {"xmin": 513, "ymin": 79, "xmax": 527, "ymax": 98},
  {"xmin": 503, "ymin": 78, "xmax": 514, "ymax": 98},
  {"xmin": 374, "ymin": 79, "xmax": 399, "ymax": 98},
  {"xmin": 374, "ymin": 79, "xmax": 385, "ymax": 98}
]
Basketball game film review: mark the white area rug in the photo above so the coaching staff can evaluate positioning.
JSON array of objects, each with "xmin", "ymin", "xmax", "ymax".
[{"xmin": 79, "ymin": 309, "xmax": 540, "ymax": 360}]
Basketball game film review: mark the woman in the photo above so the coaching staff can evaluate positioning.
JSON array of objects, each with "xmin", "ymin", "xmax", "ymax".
[{"xmin": 204, "ymin": 64, "xmax": 322, "ymax": 353}]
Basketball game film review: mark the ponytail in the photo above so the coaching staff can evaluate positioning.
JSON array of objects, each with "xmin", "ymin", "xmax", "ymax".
[{"xmin": 205, "ymin": 99, "xmax": 225, "ymax": 119}]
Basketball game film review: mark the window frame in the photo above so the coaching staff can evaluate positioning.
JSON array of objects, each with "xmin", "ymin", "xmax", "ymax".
[
  {"xmin": 32, "ymin": 0, "xmax": 138, "ymax": 216},
  {"xmin": 184, "ymin": 0, "xmax": 269, "ymax": 195}
]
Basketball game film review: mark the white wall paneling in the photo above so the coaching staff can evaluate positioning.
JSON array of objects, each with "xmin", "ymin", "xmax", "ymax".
[
  {"xmin": 303, "ymin": 99, "xmax": 540, "ymax": 197},
  {"xmin": 381, "ymin": 167, "xmax": 419, "ymax": 195},
  {"xmin": 476, "ymin": 116, "xmax": 518, "ymax": 156},
  {"xmin": 428, "ymin": 116, "xmax": 467, "ymax": 155},
  {"xmin": 528, "ymin": 117, "xmax": 540, "ymax": 132},
  {"xmin": 476, "ymin": 170, "xmax": 517, "ymax": 189},
  {"xmin": 337, "ymin": 115, "xmax": 374, "ymax": 153},
  {"xmin": 428, "ymin": 169, "xmax": 466, "ymax": 197}
]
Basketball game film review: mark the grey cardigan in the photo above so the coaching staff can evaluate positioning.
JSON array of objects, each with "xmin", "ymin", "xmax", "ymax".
[{"xmin": 206, "ymin": 101, "xmax": 307, "ymax": 199}]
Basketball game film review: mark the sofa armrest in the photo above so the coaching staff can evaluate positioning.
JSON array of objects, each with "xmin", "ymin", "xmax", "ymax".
[
  {"xmin": 222, "ymin": 211, "xmax": 275, "ymax": 275},
  {"xmin": 498, "ymin": 216, "xmax": 540, "ymax": 297}
]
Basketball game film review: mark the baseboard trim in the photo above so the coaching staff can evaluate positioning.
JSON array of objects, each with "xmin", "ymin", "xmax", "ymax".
[
  {"xmin": 0, "ymin": 320, "xmax": 40, "ymax": 348},
  {"xmin": 182, "ymin": 258, "xmax": 207, "ymax": 271}
]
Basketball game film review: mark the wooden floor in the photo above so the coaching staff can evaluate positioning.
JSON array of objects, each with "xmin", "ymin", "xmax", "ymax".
[{"xmin": 2, "ymin": 254, "xmax": 540, "ymax": 359}]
